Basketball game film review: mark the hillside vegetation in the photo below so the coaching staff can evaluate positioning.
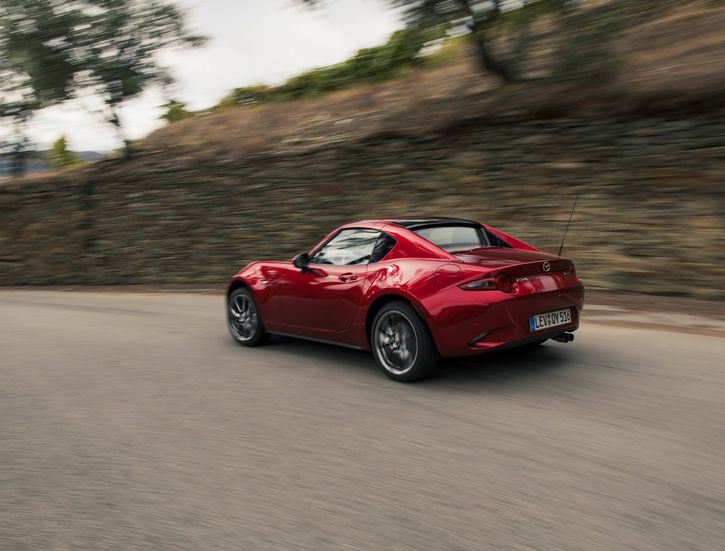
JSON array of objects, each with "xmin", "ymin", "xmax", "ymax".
[{"xmin": 140, "ymin": 1, "xmax": 725, "ymax": 163}]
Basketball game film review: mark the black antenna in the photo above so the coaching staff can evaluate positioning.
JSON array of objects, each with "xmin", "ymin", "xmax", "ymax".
[{"xmin": 558, "ymin": 193, "xmax": 579, "ymax": 257}]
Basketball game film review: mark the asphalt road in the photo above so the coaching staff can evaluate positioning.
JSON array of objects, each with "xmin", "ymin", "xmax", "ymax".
[{"xmin": 1, "ymin": 290, "xmax": 724, "ymax": 551}]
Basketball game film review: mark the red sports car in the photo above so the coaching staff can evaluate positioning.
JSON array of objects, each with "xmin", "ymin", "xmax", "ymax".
[{"xmin": 227, "ymin": 218, "xmax": 584, "ymax": 381}]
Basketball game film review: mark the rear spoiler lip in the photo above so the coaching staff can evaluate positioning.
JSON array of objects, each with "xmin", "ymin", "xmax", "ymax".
[
  {"xmin": 458, "ymin": 258, "xmax": 574, "ymax": 278},
  {"xmin": 503, "ymin": 259, "xmax": 574, "ymax": 277}
]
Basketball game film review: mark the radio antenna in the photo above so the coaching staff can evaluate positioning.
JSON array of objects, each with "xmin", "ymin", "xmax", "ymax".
[{"xmin": 558, "ymin": 193, "xmax": 579, "ymax": 257}]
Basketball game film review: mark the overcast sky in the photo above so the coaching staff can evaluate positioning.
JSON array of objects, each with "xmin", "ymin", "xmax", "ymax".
[{"xmin": 19, "ymin": 0, "xmax": 401, "ymax": 152}]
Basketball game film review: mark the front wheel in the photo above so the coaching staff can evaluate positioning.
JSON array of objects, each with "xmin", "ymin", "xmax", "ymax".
[
  {"xmin": 227, "ymin": 288, "xmax": 269, "ymax": 347},
  {"xmin": 371, "ymin": 301, "xmax": 438, "ymax": 382}
]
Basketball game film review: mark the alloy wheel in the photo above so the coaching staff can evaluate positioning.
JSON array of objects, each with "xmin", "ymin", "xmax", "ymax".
[
  {"xmin": 374, "ymin": 310, "xmax": 419, "ymax": 375},
  {"xmin": 229, "ymin": 293, "xmax": 258, "ymax": 341}
]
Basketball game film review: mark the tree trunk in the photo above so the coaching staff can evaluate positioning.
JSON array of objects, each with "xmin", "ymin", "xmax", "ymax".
[
  {"xmin": 11, "ymin": 148, "xmax": 26, "ymax": 178},
  {"xmin": 458, "ymin": 0, "xmax": 516, "ymax": 82},
  {"xmin": 472, "ymin": 30, "xmax": 516, "ymax": 82},
  {"xmin": 10, "ymin": 122, "xmax": 30, "ymax": 178},
  {"xmin": 121, "ymin": 138, "xmax": 132, "ymax": 160},
  {"xmin": 110, "ymin": 107, "xmax": 132, "ymax": 160}
]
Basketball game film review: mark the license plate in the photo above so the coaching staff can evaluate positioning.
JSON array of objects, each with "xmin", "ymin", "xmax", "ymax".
[{"xmin": 529, "ymin": 308, "xmax": 572, "ymax": 333}]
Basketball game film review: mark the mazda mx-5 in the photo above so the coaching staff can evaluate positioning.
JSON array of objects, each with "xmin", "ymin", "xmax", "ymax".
[{"xmin": 227, "ymin": 218, "xmax": 584, "ymax": 381}]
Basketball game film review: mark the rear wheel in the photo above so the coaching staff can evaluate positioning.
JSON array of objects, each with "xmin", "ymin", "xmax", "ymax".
[
  {"xmin": 371, "ymin": 301, "xmax": 438, "ymax": 382},
  {"xmin": 227, "ymin": 288, "xmax": 269, "ymax": 347}
]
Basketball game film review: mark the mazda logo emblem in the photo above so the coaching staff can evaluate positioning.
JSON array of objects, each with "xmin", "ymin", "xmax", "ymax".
[{"xmin": 543, "ymin": 261, "xmax": 551, "ymax": 272}]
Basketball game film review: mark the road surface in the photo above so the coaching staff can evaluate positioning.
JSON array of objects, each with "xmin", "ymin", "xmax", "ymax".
[{"xmin": 1, "ymin": 290, "xmax": 724, "ymax": 550}]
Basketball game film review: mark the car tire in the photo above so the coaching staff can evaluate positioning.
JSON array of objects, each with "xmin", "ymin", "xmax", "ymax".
[
  {"xmin": 227, "ymin": 288, "xmax": 269, "ymax": 347},
  {"xmin": 371, "ymin": 301, "xmax": 438, "ymax": 382}
]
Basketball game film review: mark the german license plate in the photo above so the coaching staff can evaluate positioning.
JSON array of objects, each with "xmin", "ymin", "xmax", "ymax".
[{"xmin": 529, "ymin": 308, "xmax": 572, "ymax": 333}]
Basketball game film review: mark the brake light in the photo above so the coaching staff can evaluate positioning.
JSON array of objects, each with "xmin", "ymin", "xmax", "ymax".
[
  {"xmin": 495, "ymin": 273, "xmax": 513, "ymax": 292},
  {"xmin": 459, "ymin": 273, "xmax": 514, "ymax": 292}
]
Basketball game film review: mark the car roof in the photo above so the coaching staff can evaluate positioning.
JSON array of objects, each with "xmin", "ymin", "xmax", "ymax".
[
  {"xmin": 368, "ymin": 217, "xmax": 481, "ymax": 231},
  {"xmin": 338, "ymin": 218, "xmax": 483, "ymax": 236},
  {"xmin": 341, "ymin": 218, "xmax": 481, "ymax": 231}
]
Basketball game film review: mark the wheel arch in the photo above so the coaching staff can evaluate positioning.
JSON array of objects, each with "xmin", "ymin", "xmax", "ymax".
[
  {"xmin": 227, "ymin": 277, "xmax": 250, "ymax": 297},
  {"xmin": 365, "ymin": 293, "xmax": 438, "ymax": 353}
]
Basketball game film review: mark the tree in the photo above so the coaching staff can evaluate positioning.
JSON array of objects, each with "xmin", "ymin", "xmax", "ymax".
[
  {"xmin": 50, "ymin": 135, "xmax": 78, "ymax": 169},
  {"xmin": 69, "ymin": 1, "xmax": 207, "ymax": 157},
  {"xmin": 0, "ymin": 0, "xmax": 206, "ymax": 163},
  {"xmin": 301, "ymin": 0, "xmax": 575, "ymax": 82},
  {"xmin": 1, "ymin": 0, "xmax": 75, "ymax": 176}
]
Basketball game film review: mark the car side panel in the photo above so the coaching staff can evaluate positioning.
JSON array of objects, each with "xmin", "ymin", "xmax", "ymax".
[{"xmin": 275, "ymin": 263, "xmax": 368, "ymax": 332}]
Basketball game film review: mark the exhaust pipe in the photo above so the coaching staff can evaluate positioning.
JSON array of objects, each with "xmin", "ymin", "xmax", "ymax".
[{"xmin": 552, "ymin": 332, "xmax": 575, "ymax": 343}]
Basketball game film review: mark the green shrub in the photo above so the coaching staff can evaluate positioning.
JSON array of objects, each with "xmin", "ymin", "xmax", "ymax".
[
  {"xmin": 49, "ymin": 135, "xmax": 79, "ymax": 169},
  {"xmin": 213, "ymin": 28, "xmax": 432, "ymax": 108},
  {"xmin": 160, "ymin": 99, "xmax": 192, "ymax": 123}
]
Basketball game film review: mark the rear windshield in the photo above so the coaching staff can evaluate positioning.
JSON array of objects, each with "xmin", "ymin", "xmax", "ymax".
[{"xmin": 414, "ymin": 225, "xmax": 489, "ymax": 252}]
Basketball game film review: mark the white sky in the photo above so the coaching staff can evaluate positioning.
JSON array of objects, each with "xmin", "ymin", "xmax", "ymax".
[{"xmin": 14, "ymin": 0, "xmax": 402, "ymax": 152}]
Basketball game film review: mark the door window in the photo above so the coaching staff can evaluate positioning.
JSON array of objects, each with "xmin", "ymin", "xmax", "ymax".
[{"xmin": 310, "ymin": 229, "xmax": 381, "ymax": 266}]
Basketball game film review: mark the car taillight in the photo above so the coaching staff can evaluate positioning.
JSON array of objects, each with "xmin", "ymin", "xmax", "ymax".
[
  {"xmin": 459, "ymin": 278, "xmax": 497, "ymax": 290},
  {"xmin": 459, "ymin": 273, "xmax": 513, "ymax": 292},
  {"xmin": 495, "ymin": 273, "xmax": 513, "ymax": 292}
]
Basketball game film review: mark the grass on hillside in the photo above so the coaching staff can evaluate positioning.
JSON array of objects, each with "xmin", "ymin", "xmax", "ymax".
[{"xmin": 137, "ymin": 1, "xmax": 725, "ymax": 166}]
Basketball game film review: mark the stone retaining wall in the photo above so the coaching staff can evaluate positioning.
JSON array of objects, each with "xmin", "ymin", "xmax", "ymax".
[{"xmin": 1, "ymin": 112, "xmax": 723, "ymax": 298}]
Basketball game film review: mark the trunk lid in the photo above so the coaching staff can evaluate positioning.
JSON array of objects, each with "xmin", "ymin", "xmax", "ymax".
[{"xmin": 454, "ymin": 248, "xmax": 574, "ymax": 277}]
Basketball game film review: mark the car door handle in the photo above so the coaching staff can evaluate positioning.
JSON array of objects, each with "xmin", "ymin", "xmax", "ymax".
[{"xmin": 338, "ymin": 273, "xmax": 358, "ymax": 282}]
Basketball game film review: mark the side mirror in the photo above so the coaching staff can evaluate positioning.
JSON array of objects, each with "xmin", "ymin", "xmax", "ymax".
[{"xmin": 293, "ymin": 253, "xmax": 310, "ymax": 272}]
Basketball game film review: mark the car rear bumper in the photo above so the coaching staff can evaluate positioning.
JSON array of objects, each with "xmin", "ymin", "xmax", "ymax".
[{"xmin": 427, "ymin": 285, "xmax": 584, "ymax": 357}]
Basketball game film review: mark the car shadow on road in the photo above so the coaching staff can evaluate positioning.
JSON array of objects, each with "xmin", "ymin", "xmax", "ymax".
[
  {"xmin": 258, "ymin": 335, "xmax": 574, "ymax": 388},
  {"xmin": 253, "ymin": 334, "xmax": 379, "ymax": 371},
  {"xmin": 433, "ymin": 343, "xmax": 574, "ymax": 387}
]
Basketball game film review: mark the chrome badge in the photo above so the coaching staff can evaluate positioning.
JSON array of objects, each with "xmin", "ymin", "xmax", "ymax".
[{"xmin": 543, "ymin": 261, "xmax": 551, "ymax": 272}]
